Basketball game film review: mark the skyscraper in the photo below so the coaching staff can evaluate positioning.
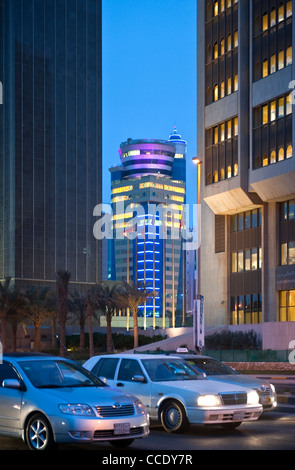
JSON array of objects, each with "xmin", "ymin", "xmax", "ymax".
[
  {"xmin": 109, "ymin": 131, "xmax": 187, "ymax": 328},
  {"xmin": 0, "ymin": 0, "xmax": 102, "ymax": 289},
  {"xmin": 197, "ymin": 0, "xmax": 295, "ymax": 341}
]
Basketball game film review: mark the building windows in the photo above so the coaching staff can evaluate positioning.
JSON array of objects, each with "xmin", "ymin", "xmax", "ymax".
[
  {"xmin": 281, "ymin": 241, "xmax": 295, "ymax": 266},
  {"xmin": 282, "ymin": 199, "xmax": 295, "ymax": 220},
  {"xmin": 205, "ymin": 0, "xmax": 239, "ymax": 105},
  {"xmin": 205, "ymin": 117, "xmax": 238, "ymax": 185},
  {"xmin": 253, "ymin": 0, "xmax": 293, "ymax": 82},
  {"xmin": 231, "ymin": 247, "xmax": 262, "ymax": 272},
  {"xmin": 230, "ymin": 208, "xmax": 262, "ymax": 232},
  {"xmin": 279, "ymin": 290, "xmax": 295, "ymax": 321},
  {"xmin": 253, "ymin": 94, "xmax": 293, "ymax": 169},
  {"xmin": 231, "ymin": 294, "xmax": 262, "ymax": 324}
]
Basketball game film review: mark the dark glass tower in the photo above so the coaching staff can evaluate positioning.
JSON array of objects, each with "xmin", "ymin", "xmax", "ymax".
[{"xmin": 0, "ymin": 0, "xmax": 102, "ymax": 288}]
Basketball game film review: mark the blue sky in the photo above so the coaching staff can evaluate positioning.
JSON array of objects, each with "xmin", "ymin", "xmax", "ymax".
[{"xmin": 102, "ymin": 0, "xmax": 197, "ymax": 205}]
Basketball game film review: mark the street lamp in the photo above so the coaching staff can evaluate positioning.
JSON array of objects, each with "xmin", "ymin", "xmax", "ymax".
[{"xmin": 192, "ymin": 157, "xmax": 204, "ymax": 353}]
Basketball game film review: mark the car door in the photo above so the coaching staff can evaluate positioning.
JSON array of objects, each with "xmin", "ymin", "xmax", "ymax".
[
  {"xmin": 90, "ymin": 357, "xmax": 120, "ymax": 388},
  {"xmin": 0, "ymin": 362, "xmax": 23, "ymax": 436},
  {"xmin": 115, "ymin": 358, "xmax": 152, "ymax": 412}
]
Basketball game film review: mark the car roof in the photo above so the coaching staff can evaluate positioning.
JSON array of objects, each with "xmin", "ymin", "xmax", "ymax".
[
  {"xmin": 3, "ymin": 353, "xmax": 71, "ymax": 363},
  {"xmin": 94, "ymin": 353, "xmax": 182, "ymax": 360}
]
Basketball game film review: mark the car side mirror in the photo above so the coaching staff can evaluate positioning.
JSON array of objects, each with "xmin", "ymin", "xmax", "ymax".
[
  {"xmin": 2, "ymin": 379, "xmax": 24, "ymax": 390},
  {"xmin": 99, "ymin": 376, "xmax": 108, "ymax": 384},
  {"xmin": 132, "ymin": 375, "xmax": 146, "ymax": 383}
]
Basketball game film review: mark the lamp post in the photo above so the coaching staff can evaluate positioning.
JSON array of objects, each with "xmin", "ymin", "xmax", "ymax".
[{"xmin": 192, "ymin": 157, "xmax": 204, "ymax": 352}]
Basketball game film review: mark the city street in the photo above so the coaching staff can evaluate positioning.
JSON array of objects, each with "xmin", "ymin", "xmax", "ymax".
[{"xmin": 0, "ymin": 409, "xmax": 294, "ymax": 452}]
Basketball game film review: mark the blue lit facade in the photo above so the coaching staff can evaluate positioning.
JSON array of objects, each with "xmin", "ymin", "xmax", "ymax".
[{"xmin": 110, "ymin": 131, "xmax": 187, "ymax": 328}]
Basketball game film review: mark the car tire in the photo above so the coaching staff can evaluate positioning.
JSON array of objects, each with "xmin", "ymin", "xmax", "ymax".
[
  {"xmin": 25, "ymin": 413, "xmax": 55, "ymax": 450},
  {"xmin": 109, "ymin": 439, "xmax": 134, "ymax": 448},
  {"xmin": 160, "ymin": 400, "xmax": 189, "ymax": 433}
]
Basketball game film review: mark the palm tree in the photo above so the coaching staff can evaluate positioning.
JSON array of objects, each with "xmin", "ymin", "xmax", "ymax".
[
  {"xmin": 115, "ymin": 281, "xmax": 155, "ymax": 349},
  {"xmin": 24, "ymin": 286, "xmax": 53, "ymax": 352},
  {"xmin": 0, "ymin": 277, "xmax": 24, "ymax": 353},
  {"xmin": 96, "ymin": 281, "xmax": 120, "ymax": 353},
  {"xmin": 56, "ymin": 270, "xmax": 71, "ymax": 356},
  {"xmin": 69, "ymin": 289, "xmax": 87, "ymax": 350}
]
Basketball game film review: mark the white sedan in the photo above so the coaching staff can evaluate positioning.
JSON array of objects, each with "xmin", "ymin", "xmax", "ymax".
[{"xmin": 83, "ymin": 354, "xmax": 263, "ymax": 433}]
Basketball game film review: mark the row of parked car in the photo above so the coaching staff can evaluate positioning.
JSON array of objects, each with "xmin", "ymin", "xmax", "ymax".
[{"xmin": 0, "ymin": 351, "xmax": 277, "ymax": 450}]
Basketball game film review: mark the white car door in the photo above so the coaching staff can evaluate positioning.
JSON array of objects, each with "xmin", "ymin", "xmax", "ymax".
[
  {"xmin": 114, "ymin": 358, "xmax": 152, "ymax": 412},
  {"xmin": 0, "ymin": 362, "xmax": 23, "ymax": 436}
]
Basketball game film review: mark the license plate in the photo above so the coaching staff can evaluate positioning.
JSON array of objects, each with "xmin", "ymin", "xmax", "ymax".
[
  {"xmin": 114, "ymin": 423, "xmax": 130, "ymax": 435},
  {"xmin": 233, "ymin": 411, "xmax": 244, "ymax": 421}
]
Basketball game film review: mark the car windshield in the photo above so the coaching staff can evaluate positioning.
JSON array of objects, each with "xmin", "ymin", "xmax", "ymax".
[
  {"xmin": 20, "ymin": 359, "xmax": 105, "ymax": 388},
  {"xmin": 142, "ymin": 358, "xmax": 203, "ymax": 382},
  {"xmin": 186, "ymin": 358, "xmax": 239, "ymax": 376}
]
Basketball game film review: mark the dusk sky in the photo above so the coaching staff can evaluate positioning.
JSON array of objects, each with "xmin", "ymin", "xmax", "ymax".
[{"xmin": 102, "ymin": 0, "xmax": 197, "ymax": 206}]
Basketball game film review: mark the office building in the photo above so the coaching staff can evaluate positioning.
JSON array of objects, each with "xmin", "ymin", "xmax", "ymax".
[
  {"xmin": 197, "ymin": 0, "xmax": 295, "ymax": 344},
  {"xmin": 0, "ymin": 0, "xmax": 102, "ymax": 289},
  {"xmin": 109, "ymin": 131, "xmax": 187, "ymax": 328}
]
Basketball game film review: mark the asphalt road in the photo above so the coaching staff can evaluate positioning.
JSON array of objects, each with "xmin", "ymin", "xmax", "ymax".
[{"xmin": 0, "ymin": 409, "xmax": 294, "ymax": 453}]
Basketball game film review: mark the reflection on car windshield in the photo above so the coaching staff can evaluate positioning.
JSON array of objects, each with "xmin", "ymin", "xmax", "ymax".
[
  {"xmin": 20, "ymin": 360, "xmax": 104, "ymax": 388},
  {"xmin": 142, "ymin": 359, "xmax": 202, "ymax": 382},
  {"xmin": 187, "ymin": 358, "xmax": 238, "ymax": 376}
]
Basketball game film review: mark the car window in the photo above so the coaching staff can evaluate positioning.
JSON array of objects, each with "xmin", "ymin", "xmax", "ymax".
[
  {"xmin": 117, "ymin": 359, "xmax": 144, "ymax": 382},
  {"xmin": 0, "ymin": 361, "xmax": 20, "ymax": 385},
  {"xmin": 142, "ymin": 359, "xmax": 200, "ymax": 382},
  {"xmin": 187, "ymin": 358, "xmax": 238, "ymax": 376},
  {"xmin": 91, "ymin": 358, "xmax": 119, "ymax": 380}
]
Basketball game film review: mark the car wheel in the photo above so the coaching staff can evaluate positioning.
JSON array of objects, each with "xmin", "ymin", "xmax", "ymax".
[
  {"xmin": 221, "ymin": 421, "xmax": 242, "ymax": 430},
  {"xmin": 160, "ymin": 400, "xmax": 189, "ymax": 433},
  {"xmin": 109, "ymin": 439, "xmax": 134, "ymax": 448},
  {"xmin": 25, "ymin": 413, "xmax": 55, "ymax": 450}
]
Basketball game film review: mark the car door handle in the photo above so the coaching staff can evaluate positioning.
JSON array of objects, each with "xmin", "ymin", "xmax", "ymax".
[{"xmin": 116, "ymin": 382, "xmax": 124, "ymax": 387}]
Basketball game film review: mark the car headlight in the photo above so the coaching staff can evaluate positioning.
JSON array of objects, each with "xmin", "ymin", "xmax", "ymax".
[
  {"xmin": 134, "ymin": 399, "xmax": 146, "ymax": 414},
  {"xmin": 59, "ymin": 403, "xmax": 95, "ymax": 416},
  {"xmin": 247, "ymin": 391, "xmax": 259, "ymax": 405},
  {"xmin": 197, "ymin": 394, "xmax": 222, "ymax": 407}
]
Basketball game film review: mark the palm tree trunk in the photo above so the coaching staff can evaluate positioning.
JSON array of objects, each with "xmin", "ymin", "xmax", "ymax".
[
  {"xmin": 132, "ymin": 309, "xmax": 139, "ymax": 349},
  {"xmin": 11, "ymin": 322, "xmax": 17, "ymax": 352},
  {"xmin": 51, "ymin": 316, "xmax": 57, "ymax": 350},
  {"xmin": 79, "ymin": 316, "xmax": 85, "ymax": 350},
  {"xmin": 87, "ymin": 303, "xmax": 94, "ymax": 357},
  {"xmin": 34, "ymin": 322, "xmax": 42, "ymax": 352},
  {"xmin": 106, "ymin": 311, "xmax": 113, "ymax": 353}
]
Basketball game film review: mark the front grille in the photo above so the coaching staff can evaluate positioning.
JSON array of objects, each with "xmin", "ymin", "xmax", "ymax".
[
  {"xmin": 257, "ymin": 386, "xmax": 271, "ymax": 396},
  {"xmin": 95, "ymin": 404, "xmax": 135, "ymax": 418},
  {"xmin": 220, "ymin": 392, "xmax": 247, "ymax": 406},
  {"xmin": 93, "ymin": 426, "xmax": 143, "ymax": 439}
]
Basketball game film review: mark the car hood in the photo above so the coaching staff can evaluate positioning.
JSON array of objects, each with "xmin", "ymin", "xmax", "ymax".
[
  {"xmin": 155, "ymin": 378, "xmax": 254, "ymax": 395},
  {"xmin": 205, "ymin": 375, "xmax": 272, "ymax": 391},
  {"xmin": 36, "ymin": 385, "xmax": 136, "ymax": 406}
]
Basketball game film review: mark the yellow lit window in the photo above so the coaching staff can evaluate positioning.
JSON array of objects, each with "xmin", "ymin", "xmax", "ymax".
[
  {"xmin": 286, "ymin": 94, "xmax": 292, "ymax": 115},
  {"xmin": 220, "ymin": 38, "xmax": 225, "ymax": 55},
  {"xmin": 139, "ymin": 182, "xmax": 163, "ymax": 189},
  {"xmin": 270, "ymin": 150, "xmax": 276, "ymax": 164},
  {"xmin": 169, "ymin": 195, "xmax": 184, "ymax": 203},
  {"xmin": 227, "ymin": 77, "xmax": 232, "ymax": 94},
  {"xmin": 220, "ymin": 0, "xmax": 225, "ymax": 12},
  {"xmin": 270, "ymin": 101, "xmax": 276, "ymax": 121},
  {"xmin": 270, "ymin": 8, "xmax": 276, "ymax": 26},
  {"xmin": 278, "ymin": 4, "xmax": 284, "ymax": 22},
  {"xmin": 164, "ymin": 185, "xmax": 185, "ymax": 193},
  {"xmin": 220, "ymin": 123, "xmax": 225, "ymax": 141},
  {"xmin": 112, "ymin": 185, "xmax": 133, "ymax": 195},
  {"xmin": 214, "ymin": 1, "xmax": 219, "ymax": 16},
  {"xmin": 287, "ymin": 1, "xmax": 292, "ymax": 18},
  {"xmin": 278, "ymin": 50, "xmax": 284, "ymax": 69},
  {"xmin": 227, "ymin": 34, "xmax": 232, "ymax": 51},
  {"xmin": 113, "ymin": 212, "xmax": 133, "ymax": 221},
  {"xmin": 233, "ymin": 30, "xmax": 238, "ymax": 48},
  {"xmin": 220, "ymin": 167, "xmax": 225, "ymax": 180},
  {"xmin": 227, "ymin": 120, "xmax": 232, "ymax": 139},
  {"xmin": 234, "ymin": 117, "xmax": 238, "ymax": 136},
  {"xmin": 278, "ymin": 148, "xmax": 284, "ymax": 161},
  {"xmin": 234, "ymin": 74, "xmax": 238, "ymax": 91},
  {"xmin": 262, "ymin": 154, "xmax": 268, "ymax": 166},
  {"xmin": 214, "ymin": 126, "xmax": 219, "ymax": 144},
  {"xmin": 227, "ymin": 0, "xmax": 231, "ymax": 7},
  {"xmin": 174, "ymin": 153, "xmax": 184, "ymax": 159},
  {"xmin": 227, "ymin": 165, "xmax": 232, "ymax": 178},
  {"xmin": 262, "ymin": 12, "xmax": 268, "ymax": 31},
  {"xmin": 287, "ymin": 144, "xmax": 293, "ymax": 159},
  {"xmin": 262, "ymin": 104, "xmax": 268, "ymax": 124},
  {"xmin": 278, "ymin": 97, "xmax": 284, "ymax": 117},
  {"xmin": 111, "ymin": 195, "xmax": 130, "ymax": 203},
  {"xmin": 214, "ymin": 84, "xmax": 219, "ymax": 101},
  {"xmin": 270, "ymin": 54, "xmax": 276, "ymax": 74},
  {"xmin": 262, "ymin": 59, "xmax": 268, "ymax": 77},
  {"xmin": 214, "ymin": 42, "xmax": 218, "ymax": 59},
  {"xmin": 220, "ymin": 81, "xmax": 225, "ymax": 98},
  {"xmin": 233, "ymin": 163, "xmax": 238, "ymax": 176},
  {"xmin": 286, "ymin": 46, "xmax": 292, "ymax": 66},
  {"xmin": 213, "ymin": 171, "xmax": 218, "ymax": 183}
]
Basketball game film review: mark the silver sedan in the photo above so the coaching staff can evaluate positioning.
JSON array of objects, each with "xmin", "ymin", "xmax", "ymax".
[{"xmin": 0, "ymin": 353, "xmax": 149, "ymax": 450}]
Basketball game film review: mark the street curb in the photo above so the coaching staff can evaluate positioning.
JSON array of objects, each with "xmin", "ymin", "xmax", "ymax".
[{"xmin": 276, "ymin": 395, "xmax": 295, "ymax": 412}]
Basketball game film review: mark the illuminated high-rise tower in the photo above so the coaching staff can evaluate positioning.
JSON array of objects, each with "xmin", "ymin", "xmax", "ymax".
[{"xmin": 109, "ymin": 131, "xmax": 187, "ymax": 328}]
